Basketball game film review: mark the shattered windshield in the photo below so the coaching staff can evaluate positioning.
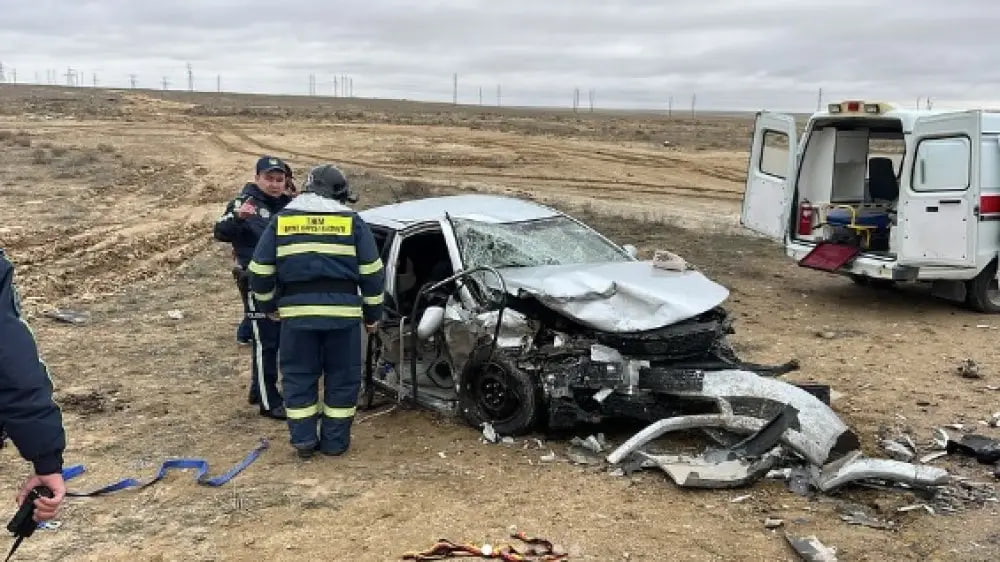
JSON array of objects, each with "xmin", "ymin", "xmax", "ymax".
[{"xmin": 451, "ymin": 215, "xmax": 631, "ymax": 270}]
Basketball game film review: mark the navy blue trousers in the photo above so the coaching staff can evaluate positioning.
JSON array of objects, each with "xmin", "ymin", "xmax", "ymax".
[
  {"xmin": 246, "ymin": 293, "xmax": 282, "ymax": 411},
  {"xmin": 279, "ymin": 323, "xmax": 362, "ymax": 454}
]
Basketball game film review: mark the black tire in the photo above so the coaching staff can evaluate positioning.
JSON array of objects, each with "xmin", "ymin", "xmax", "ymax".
[
  {"xmin": 965, "ymin": 259, "xmax": 1000, "ymax": 313},
  {"xmin": 458, "ymin": 345, "xmax": 542, "ymax": 435}
]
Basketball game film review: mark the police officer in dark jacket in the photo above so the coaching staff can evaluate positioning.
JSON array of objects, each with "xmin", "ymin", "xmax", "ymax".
[
  {"xmin": 0, "ymin": 250, "xmax": 67, "ymax": 522},
  {"xmin": 248, "ymin": 164, "xmax": 385, "ymax": 458},
  {"xmin": 213, "ymin": 156, "xmax": 293, "ymax": 419}
]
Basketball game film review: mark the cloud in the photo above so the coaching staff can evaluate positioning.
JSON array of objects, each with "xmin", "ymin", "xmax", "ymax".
[{"xmin": 0, "ymin": 0, "xmax": 995, "ymax": 111}]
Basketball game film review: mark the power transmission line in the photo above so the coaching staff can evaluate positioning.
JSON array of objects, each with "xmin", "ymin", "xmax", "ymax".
[
  {"xmin": 129, "ymin": 74, "xmax": 137, "ymax": 88},
  {"xmin": 187, "ymin": 63, "xmax": 193, "ymax": 92},
  {"xmin": 162, "ymin": 76, "xmax": 169, "ymax": 90}
]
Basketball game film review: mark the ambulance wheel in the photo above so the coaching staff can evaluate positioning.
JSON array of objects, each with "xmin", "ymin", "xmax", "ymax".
[
  {"xmin": 965, "ymin": 259, "xmax": 1000, "ymax": 313},
  {"xmin": 459, "ymin": 345, "xmax": 542, "ymax": 436}
]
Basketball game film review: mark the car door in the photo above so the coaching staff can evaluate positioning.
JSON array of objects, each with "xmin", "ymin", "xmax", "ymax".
[
  {"xmin": 740, "ymin": 111, "xmax": 799, "ymax": 241},
  {"xmin": 897, "ymin": 111, "xmax": 981, "ymax": 267}
]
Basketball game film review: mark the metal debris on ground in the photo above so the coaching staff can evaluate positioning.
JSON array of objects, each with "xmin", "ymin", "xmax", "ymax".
[
  {"xmin": 929, "ymin": 479, "xmax": 999, "ymax": 513},
  {"xmin": 784, "ymin": 534, "xmax": 838, "ymax": 562},
  {"xmin": 43, "ymin": 308, "xmax": 91, "ymax": 324},
  {"xmin": 881, "ymin": 439, "xmax": 915, "ymax": 462},
  {"xmin": 837, "ymin": 505, "xmax": 897, "ymax": 531},
  {"xmin": 401, "ymin": 530, "xmax": 568, "ymax": 561},
  {"xmin": 602, "ymin": 382, "xmax": 953, "ymax": 500}
]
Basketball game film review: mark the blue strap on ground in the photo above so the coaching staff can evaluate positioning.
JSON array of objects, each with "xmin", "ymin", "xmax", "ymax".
[{"xmin": 60, "ymin": 438, "xmax": 269, "ymax": 497}]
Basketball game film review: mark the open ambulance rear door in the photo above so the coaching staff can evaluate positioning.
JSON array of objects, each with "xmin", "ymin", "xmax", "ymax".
[
  {"xmin": 740, "ymin": 112, "xmax": 798, "ymax": 241},
  {"xmin": 897, "ymin": 111, "xmax": 981, "ymax": 268}
]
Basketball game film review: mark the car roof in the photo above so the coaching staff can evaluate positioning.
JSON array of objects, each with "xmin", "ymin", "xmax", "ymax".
[{"xmin": 359, "ymin": 194, "xmax": 562, "ymax": 228}]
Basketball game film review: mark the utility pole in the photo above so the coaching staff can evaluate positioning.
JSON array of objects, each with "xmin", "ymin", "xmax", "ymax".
[
  {"xmin": 64, "ymin": 67, "xmax": 74, "ymax": 86},
  {"xmin": 453, "ymin": 73, "xmax": 458, "ymax": 104},
  {"xmin": 589, "ymin": 88, "xmax": 594, "ymax": 112},
  {"xmin": 129, "ymin": 74, "xmax": 137, "ymax": 88},
  {"xmin": 691, "ymin": 93, "xmax": 697, "ymax": 118},
  {"xmin": 216, "ymin": 74, "xmax": 221, "ymax": 93},
  {"xmin": 668, "ymin": 95, "xmax": 673, "ymax": 118},
  {"xmin": 186, "ymin": 63, "xmax": 193, "ymax": 91},
  {"xmin": 926, "ymin": 97, "xmax": 933, "ymax": 110},
  {"xmin": 479, "ymin": 86, "xmax": 482, "ymax": 105},
  {"xmin": 92, "ymin": 72, "xmax": 97, "ymax": 87},
  {"xmin": 816, "ymin": 87, "xmax": 823, "ymax": 111},
  {"xmin": 162, "ymin": 76, "xmax": 169, "ymax": 90}
]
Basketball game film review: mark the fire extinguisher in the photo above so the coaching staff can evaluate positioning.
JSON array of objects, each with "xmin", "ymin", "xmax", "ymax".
[{"xmin": 798, "ymin": 199, "xmax": 814, "ymax": 236}]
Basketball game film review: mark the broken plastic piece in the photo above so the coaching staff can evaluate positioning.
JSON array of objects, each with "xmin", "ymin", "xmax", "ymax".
[
  {"xmin": 784, "ymin": 533, "xmax": 838, "ymax": 561},
  {"xmin": 945, "ymin": 434, "xmax": 1000, "ymax": 465},
  {"xmin": 633, "ymin": 446, "xmax": 785, "ymax": 489},
  {"xmin": 815, "ymin": 451, "xmax": 950, "ymax": 493}
]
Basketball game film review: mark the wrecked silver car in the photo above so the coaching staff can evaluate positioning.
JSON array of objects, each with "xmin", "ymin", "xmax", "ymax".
[
  {"xmin": 358, "ymin": 194, "xmax": 957, "ymax": 499},
  {"xmin": 358, "ymin": 194, "xmax": 801, "ymax": 433}
]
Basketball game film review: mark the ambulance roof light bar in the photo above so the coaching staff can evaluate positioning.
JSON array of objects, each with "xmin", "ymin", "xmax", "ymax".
[{"xmin": 826, "ymin": 100, "xmax": 893, "ymax": 115}]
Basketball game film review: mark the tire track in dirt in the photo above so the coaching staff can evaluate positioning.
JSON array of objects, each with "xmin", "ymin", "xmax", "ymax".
[
  {"xmin": 341, "ymin": 124, "xmax": 749, "ymax": 185},
  {"xmin": 206, "ymin": 122, "xmax": 742, "ymax": 203}
]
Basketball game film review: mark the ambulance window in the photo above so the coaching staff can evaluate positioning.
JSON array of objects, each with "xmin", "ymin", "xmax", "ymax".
[
  {"xmin": 912, "ymin": 136, "xmax": 971, "ymax": 192},
  {"xmin": 759, "ymin": 130, "xmax": 790, "ymax": 179},
  {"xmin": 867, "ymin": 132, "xmax": 905, "ymax": 177}
]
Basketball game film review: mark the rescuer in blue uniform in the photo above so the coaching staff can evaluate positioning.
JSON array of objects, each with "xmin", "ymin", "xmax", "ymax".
[
  {"xmin": 213, "ymin": 156, "xmax": 293, "ymax": 419},
  {"xmin": 0, "ymin": 249, "xmax": 67, "ymax": 522},
  {"xmin": 248, "ymin": 164, "xmax": 384, "ymax": 458}
]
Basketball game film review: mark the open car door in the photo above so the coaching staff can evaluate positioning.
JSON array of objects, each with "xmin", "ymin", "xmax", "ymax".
[
  {"xmin": 898, "ymin": 111, "xmax": 981, "ymax": 268},
  {"xmin": 740, "ymin": 112, "xmax": 798, "ymax": 241}
]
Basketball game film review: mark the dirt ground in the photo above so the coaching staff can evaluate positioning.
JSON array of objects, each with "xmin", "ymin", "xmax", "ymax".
[{"xmin": 0, "ymin": 84, "xmax": 997, "ymax": 561}]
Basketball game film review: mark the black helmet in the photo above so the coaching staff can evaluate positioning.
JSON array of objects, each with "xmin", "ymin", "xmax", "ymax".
[{"xmin": 303, "ymin": 164, "xmax": 356, "ymax": 203}]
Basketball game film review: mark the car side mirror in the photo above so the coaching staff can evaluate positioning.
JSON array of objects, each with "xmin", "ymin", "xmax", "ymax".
[
  {"xmin": 416, "ymin": 306, "xmax": 445, "ymax": 339},
  {"xmin": 623, "ymin": 244, "xmax": 639, "ymax": 259}
]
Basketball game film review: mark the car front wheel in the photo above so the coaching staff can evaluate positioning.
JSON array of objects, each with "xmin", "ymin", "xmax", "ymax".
[{"xmin": 458, "ymin": 345, "xmax": 542, "ymax": 435}]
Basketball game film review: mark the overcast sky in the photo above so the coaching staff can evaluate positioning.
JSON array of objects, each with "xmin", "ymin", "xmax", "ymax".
[{"xmin": 0, "ymin": 0, "xmax": 995, "ymax": 112}]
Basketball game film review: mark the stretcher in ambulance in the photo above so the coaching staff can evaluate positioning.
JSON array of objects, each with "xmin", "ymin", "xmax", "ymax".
[{"xmin": 740, "ymin": 100, "xmax": 1000, "ymax": 312}]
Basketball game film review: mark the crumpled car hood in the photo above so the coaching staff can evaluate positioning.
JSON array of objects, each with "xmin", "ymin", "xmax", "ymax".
[{"xmin": 487, "ymin": 260, "xmax": 730, "ymax": 332}]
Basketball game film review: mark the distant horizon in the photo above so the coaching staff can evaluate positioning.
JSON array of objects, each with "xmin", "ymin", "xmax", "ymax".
[{"xmin": 10, "ymin": 81, "xmax": 990, "ymax": 118}]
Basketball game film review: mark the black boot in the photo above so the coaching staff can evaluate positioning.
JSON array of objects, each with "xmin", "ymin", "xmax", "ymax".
[{"xmin": 259, "ymin": 404, "xmax": 287, "ymax": 420}]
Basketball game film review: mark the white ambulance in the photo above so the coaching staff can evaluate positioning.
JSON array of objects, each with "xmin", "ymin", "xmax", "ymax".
[{"xmin": 740, "ymin": 100, "xmax": 1000, "ymax": 312}]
